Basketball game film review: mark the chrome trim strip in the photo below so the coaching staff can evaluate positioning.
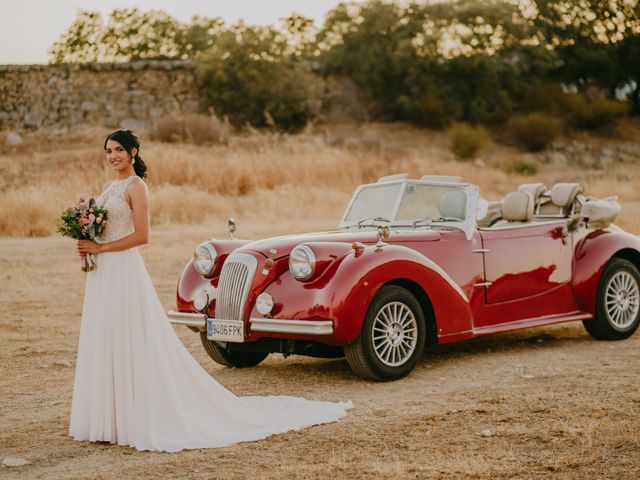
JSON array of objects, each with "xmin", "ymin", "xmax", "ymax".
[
  {"xmin": 472, "ymin": 248, "xmax": 490, "ymax": 253},
  {"xmin": 167, "ymin": 311, "xmax": 206, "ymax": 328},
  {"xmin": 473, "ymin": 282, "xmax": 493, "ymax": 288},
  {"xmin": 250, "ymin": 318, "xmax": 334, "ymax": 335}
]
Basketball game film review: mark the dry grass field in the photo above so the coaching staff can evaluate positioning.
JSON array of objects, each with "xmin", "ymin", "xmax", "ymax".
[
  {"xmin": 1, "ymin": 122, "xmax": 640, "ymax": 479},
  {"xmin": 2, "ymin": 121, "xmax": 640, "ymax": 236}
]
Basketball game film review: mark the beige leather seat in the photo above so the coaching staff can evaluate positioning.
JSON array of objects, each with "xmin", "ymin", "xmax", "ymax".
[
  {"xmin": 438, "ymin": 190, "xmax": 466, "ymax": 220},
  {"xmin": 537, "ymin": 183, "xmax": 583, "ymax": 217},
  {"xmin": 491, "ymin": 191, "xmax": 534, "ymax": 226},
  {"xmin": 502, "ymin": 191, "xmax": 534, "ymax": 222},
  {"xmin": 518, "ymin": 183, "xmax": 548, "ymax": 214},
  {"xmin": 477, "ymin": 200, "xmax": 502, "ymax": 228}
]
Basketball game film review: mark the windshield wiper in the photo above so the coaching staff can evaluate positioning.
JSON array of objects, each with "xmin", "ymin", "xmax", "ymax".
[
  {"xmin": 356, "ymin": 216, "xmax": 391, "ymax": 228},
  {"xmin": 413, "ymin": 216, "xmax": 464, "ymax": 227},
  {"xmin": 412, "ymin": 216, "xmax": 433, "ymax": 227}
]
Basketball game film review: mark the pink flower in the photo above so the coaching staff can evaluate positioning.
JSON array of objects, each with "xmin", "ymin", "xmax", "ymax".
[
  {"xmin": 81, "ymin": 217, "xmax": 90, "ymax": 225},
  {"xmin": 88, "ymin": 214, "xmax": 96, "ymax": 223},
  {"xmin": 96, "ymin": 217, "xmax": 102, "ymax": 224},
  {"xmin": 89, "ymin": 208, "xmax": 94, "ymax": 213}
]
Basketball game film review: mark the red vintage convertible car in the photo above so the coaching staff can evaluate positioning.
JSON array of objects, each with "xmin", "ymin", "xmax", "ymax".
[{"xmin": 168, "ymin": 174, "xmax": 640, "ymax": 380}]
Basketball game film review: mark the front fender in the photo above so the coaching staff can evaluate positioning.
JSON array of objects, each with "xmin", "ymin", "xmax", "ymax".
[
  {"xmin": 257, "ymin": 244, "xmax": 473, "ymax": 345},
  {"xmin": 574, "ymin": 229, "xmax": 640, "ymax": 314}
]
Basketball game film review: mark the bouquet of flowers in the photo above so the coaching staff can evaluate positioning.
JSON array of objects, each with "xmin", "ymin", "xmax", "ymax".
[{"xmin": 57, "ymin": 198, "xmax": 108, "ymax": 272}]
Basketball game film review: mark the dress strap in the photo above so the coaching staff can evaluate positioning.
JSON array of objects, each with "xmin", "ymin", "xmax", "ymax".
[{"xmin": 123, "ymin": 175, "xmax": 141, "ymax": 189}]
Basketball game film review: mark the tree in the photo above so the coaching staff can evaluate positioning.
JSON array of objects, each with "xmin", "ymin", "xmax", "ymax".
[
  {"xmin": 49, "ymin": 8, "xmax": 224, "ymax": 63},
  {"xmin": 533, "ymin": 0, "xmax": 640, "ymax": 113},
  {"xmin": 196, "ymin": 25, "xmax": 313, "ymax": 130},
  {"xmin": 49, "ymin": 10, "xmax": 105, "ymax": 63}
]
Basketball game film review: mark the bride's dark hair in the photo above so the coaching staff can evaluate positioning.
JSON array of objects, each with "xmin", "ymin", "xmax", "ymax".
[{"xmin": 104, "ymin": 129, "xmax": 148, "ymax": 179}]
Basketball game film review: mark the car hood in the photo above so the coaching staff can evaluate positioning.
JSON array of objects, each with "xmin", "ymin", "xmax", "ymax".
[{"xmin": 242, "ymin": 229, "xmax": 442, "ymax": 259}]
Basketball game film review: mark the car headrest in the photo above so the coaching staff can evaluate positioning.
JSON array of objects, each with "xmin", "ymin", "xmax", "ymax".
[
  {"xmin": 518, "ymin": 183, "xmax": 548, "ymax": 203},
  {"xmin": 502, "ymin": 191, "xmax": 534, "ymax": 222},
  {"xmin": 439, "ymin": 190, "xmax": 466, "ymax": 220},
  {"xmin": 550, "ymin": 183, "xmax": 583, "ymax": 208}
]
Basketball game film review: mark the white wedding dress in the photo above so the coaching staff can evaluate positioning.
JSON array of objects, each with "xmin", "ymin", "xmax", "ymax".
[{"xmin": 69, "ymin": 175, "xmax": 352, "ymax": 452}]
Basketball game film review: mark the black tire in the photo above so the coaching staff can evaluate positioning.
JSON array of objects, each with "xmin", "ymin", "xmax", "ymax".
[
  {"xmin": 583, "ymin": 258, "xmax": 640, "ymax": 340},
  {"xmin": 199, "ymin": 332, "xmax": 268, "ymax": 368},
  {"xmin": 345, "ymin": 285, "xmax": 426, "ymax": 381}
]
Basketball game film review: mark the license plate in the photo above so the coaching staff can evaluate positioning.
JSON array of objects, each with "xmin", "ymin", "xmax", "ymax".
[{"xmin": 207, "ymin": 318, "xmax": 244, "ymax": 343}]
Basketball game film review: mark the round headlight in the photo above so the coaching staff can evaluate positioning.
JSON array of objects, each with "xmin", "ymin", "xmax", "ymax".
[
  {"xmin": 193, "ymin": 288, "xmax": 209, "ymax": 312},
  {"xmin": 256, "ymin": 292, "xmax": 274, "ymax": 315},
  {"xmin": 194, "ymin": 243, "xmax": 217, "ymax": 276},
  {"xmin": 289, "ymin": 245, "xmax": 316, "ymax": 281}
]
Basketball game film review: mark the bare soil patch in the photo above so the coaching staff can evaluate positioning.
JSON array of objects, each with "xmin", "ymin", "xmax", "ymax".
[{"xmin": 1, "ymin": 224, "xmax": 639, "ymax": 479}]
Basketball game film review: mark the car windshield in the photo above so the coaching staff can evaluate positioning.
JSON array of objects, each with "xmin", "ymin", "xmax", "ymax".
[
  {"xmin": 343, "ymin": 183, "xmax": 401, "ymax": 224},
  {"xmin": 343, "ymin": 182, "xmax": 467, "ymax": 225}
]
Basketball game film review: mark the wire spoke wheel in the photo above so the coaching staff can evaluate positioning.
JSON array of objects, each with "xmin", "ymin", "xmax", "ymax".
[
  {"xmin": 604, "ymin": 271, "xmax": 640, "ymax": 329},
  {"xmin": 584, "ymin": 258, "xmax": 640, "ymax": 341},
  {"xmin": 345, "ymin": 285, "xmax": 427, "ymax": 381},
  {"xmin": 372, "ymin": 301, "xmax": 418, "ymax": 367}
]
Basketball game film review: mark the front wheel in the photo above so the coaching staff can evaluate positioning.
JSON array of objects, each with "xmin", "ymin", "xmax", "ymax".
[
  {"xmin": 345, "ymin": 285, "xmax": 426, "ymax": 381},
  {"xmin": 583, "ymin": 258, "xmax": 640, "ymax": 340},
  {"xmin": 199, "ymin": 332, "xmax": 268, "ymax": 367}
]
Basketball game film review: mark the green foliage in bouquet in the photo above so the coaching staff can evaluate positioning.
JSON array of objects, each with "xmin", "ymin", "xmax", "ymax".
[{"xmin": 57, "ymin": 198, "xmax": 108, "ymax": 240}]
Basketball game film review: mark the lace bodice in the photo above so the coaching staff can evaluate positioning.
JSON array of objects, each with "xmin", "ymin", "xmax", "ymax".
[{"xmin": 95, "ymin": 176, "xmax": 141, "ymax": 243}]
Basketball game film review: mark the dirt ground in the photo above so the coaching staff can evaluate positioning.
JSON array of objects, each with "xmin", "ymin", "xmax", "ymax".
[{"xmin": 1, "ymin": 223, "xmax": 639, "ymax": 479}]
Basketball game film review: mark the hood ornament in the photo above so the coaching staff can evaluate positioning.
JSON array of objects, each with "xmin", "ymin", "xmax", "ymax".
[
  {"xmin": 227, "ymin": 217, "xmax": 236, "ymax": 240},
  {"xmin": 376, "ymin": 225, "xmax": 390, "ymax": 248}
]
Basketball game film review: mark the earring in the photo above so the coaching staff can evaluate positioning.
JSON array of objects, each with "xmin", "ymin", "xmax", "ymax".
[{"xmin": 131, "ymin": 158, "xmax": 135, "ymax": 164}]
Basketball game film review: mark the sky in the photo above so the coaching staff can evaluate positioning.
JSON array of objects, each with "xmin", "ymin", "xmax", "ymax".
[{"xmin": 0, "ymin": 0, "xmax": 353, "ymax": 64}]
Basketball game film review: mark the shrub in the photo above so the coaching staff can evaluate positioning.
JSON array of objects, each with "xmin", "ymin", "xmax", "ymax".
[
  {"xmin": 562, "ymin": 94, "xmax": 630, "ymax": 130},
  {"xmin": 448, "ymin": 123, "xmax": 488, "ymax": 159},
  {"xmin": 592, "ymin": 99, "xmax": 630, "ymax": 128},
  {"xmin": 151, "ymin": 113, "xmax": 230, "ymax": 145},
  {"xmin": 502, "ymin": 157, "xmax": 538, "ymax": 176},
  {"xmin": 522, "ymin": 82, "xmax": 566, "ymax": 115},
  {"xmin": 509, "ymin": 113, "xmax": 562, "ymax": 152}
]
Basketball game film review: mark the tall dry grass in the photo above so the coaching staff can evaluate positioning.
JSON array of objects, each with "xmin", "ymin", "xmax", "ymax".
[{"xmin": 1, "ymin": 122, "xmax": 640, "ymax": 237}]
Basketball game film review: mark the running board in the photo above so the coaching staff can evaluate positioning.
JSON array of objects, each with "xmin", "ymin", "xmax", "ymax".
[{"xmin": 472, "ymin": 312, "xmax": 593, "ymax": 336}]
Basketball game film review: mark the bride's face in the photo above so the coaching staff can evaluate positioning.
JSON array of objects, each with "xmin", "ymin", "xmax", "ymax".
[{"xmin": 105, "ymin": 139, "xmax": 136, "ymax": 173}]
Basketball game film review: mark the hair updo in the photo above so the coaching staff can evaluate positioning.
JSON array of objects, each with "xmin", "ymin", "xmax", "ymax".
[{"xmin": 104, "ymin": 129, "xmax": 148, "ymax": 179}]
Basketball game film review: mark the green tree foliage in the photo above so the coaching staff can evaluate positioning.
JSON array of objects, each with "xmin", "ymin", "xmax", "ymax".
[
  {"xmin": 49, "ymin": 1, "xmax": 640, "ymax": 133},
  {"xmin": 533, "ymin": 0, "xmax": 640, "ymax": 113},
  {"xmin": 196, "ymin": 25, "xmax": 313, "ymax": 130},
  {"xmin": 49, "ymin": 11, "xmax": 105, "ymax": 63},
  {"xmin": 316, "ymin": 0, "xmax": 558, "ymax": 125},
  {"xmin": 49, "ymin": 8, "xmax": 223, "ymax": 62}
]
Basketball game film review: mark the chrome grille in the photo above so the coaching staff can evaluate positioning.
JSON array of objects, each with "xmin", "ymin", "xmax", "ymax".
[{"xmin": 215, "ymin": 253, "xmax": 257, "ymax": 320}]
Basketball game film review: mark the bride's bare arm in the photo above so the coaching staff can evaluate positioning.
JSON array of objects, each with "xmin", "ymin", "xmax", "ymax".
[{"xmin": 76, "ymin": 180, "xmax": 149, "ymax": 255}]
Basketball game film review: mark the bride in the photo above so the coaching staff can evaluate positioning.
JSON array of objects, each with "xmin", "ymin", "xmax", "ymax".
[{"xmin": 71, "ymin": 129, "xmax": 352, "ymax": 452}]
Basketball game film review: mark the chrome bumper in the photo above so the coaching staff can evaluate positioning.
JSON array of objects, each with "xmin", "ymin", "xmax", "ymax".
[
  {"xmin": 167, "ymin": 311, "xmax": 334, "ymax": 336},
  {"xmin": 249, "ymin": 318, "xmax": 334, "ymax": 335},
  {"xmin": 167, "ymin": 311, "xmax": 207, "ymax": 329}
]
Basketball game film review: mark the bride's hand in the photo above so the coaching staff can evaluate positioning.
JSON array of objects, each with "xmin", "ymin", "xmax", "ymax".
[{"xmin": 77, "ymin": 240, "xmax": 102, "ymax": 255}]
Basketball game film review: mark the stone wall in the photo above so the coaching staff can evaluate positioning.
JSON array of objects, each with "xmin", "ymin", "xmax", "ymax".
[{"xmin": 0, "ymin": 61, "xmax": 203, "ymax": 131}]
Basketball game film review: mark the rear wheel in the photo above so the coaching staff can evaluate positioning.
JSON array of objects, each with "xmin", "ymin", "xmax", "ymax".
[
  {"xmin": 199, "ymin": 332, "xmax": 268, "ymax": 367},
  {"xmin": 583, "ymin": 258, "xmax": 640, "ymax": 340},
  {"xmin": 345, "ymin": 285, "xmax": 426, "ymax": 381}
]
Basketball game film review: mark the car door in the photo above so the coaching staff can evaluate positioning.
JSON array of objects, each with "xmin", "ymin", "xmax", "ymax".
[{"xmin": 476, "ymin": 221, "xmax": 573, "ymax": 325}]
